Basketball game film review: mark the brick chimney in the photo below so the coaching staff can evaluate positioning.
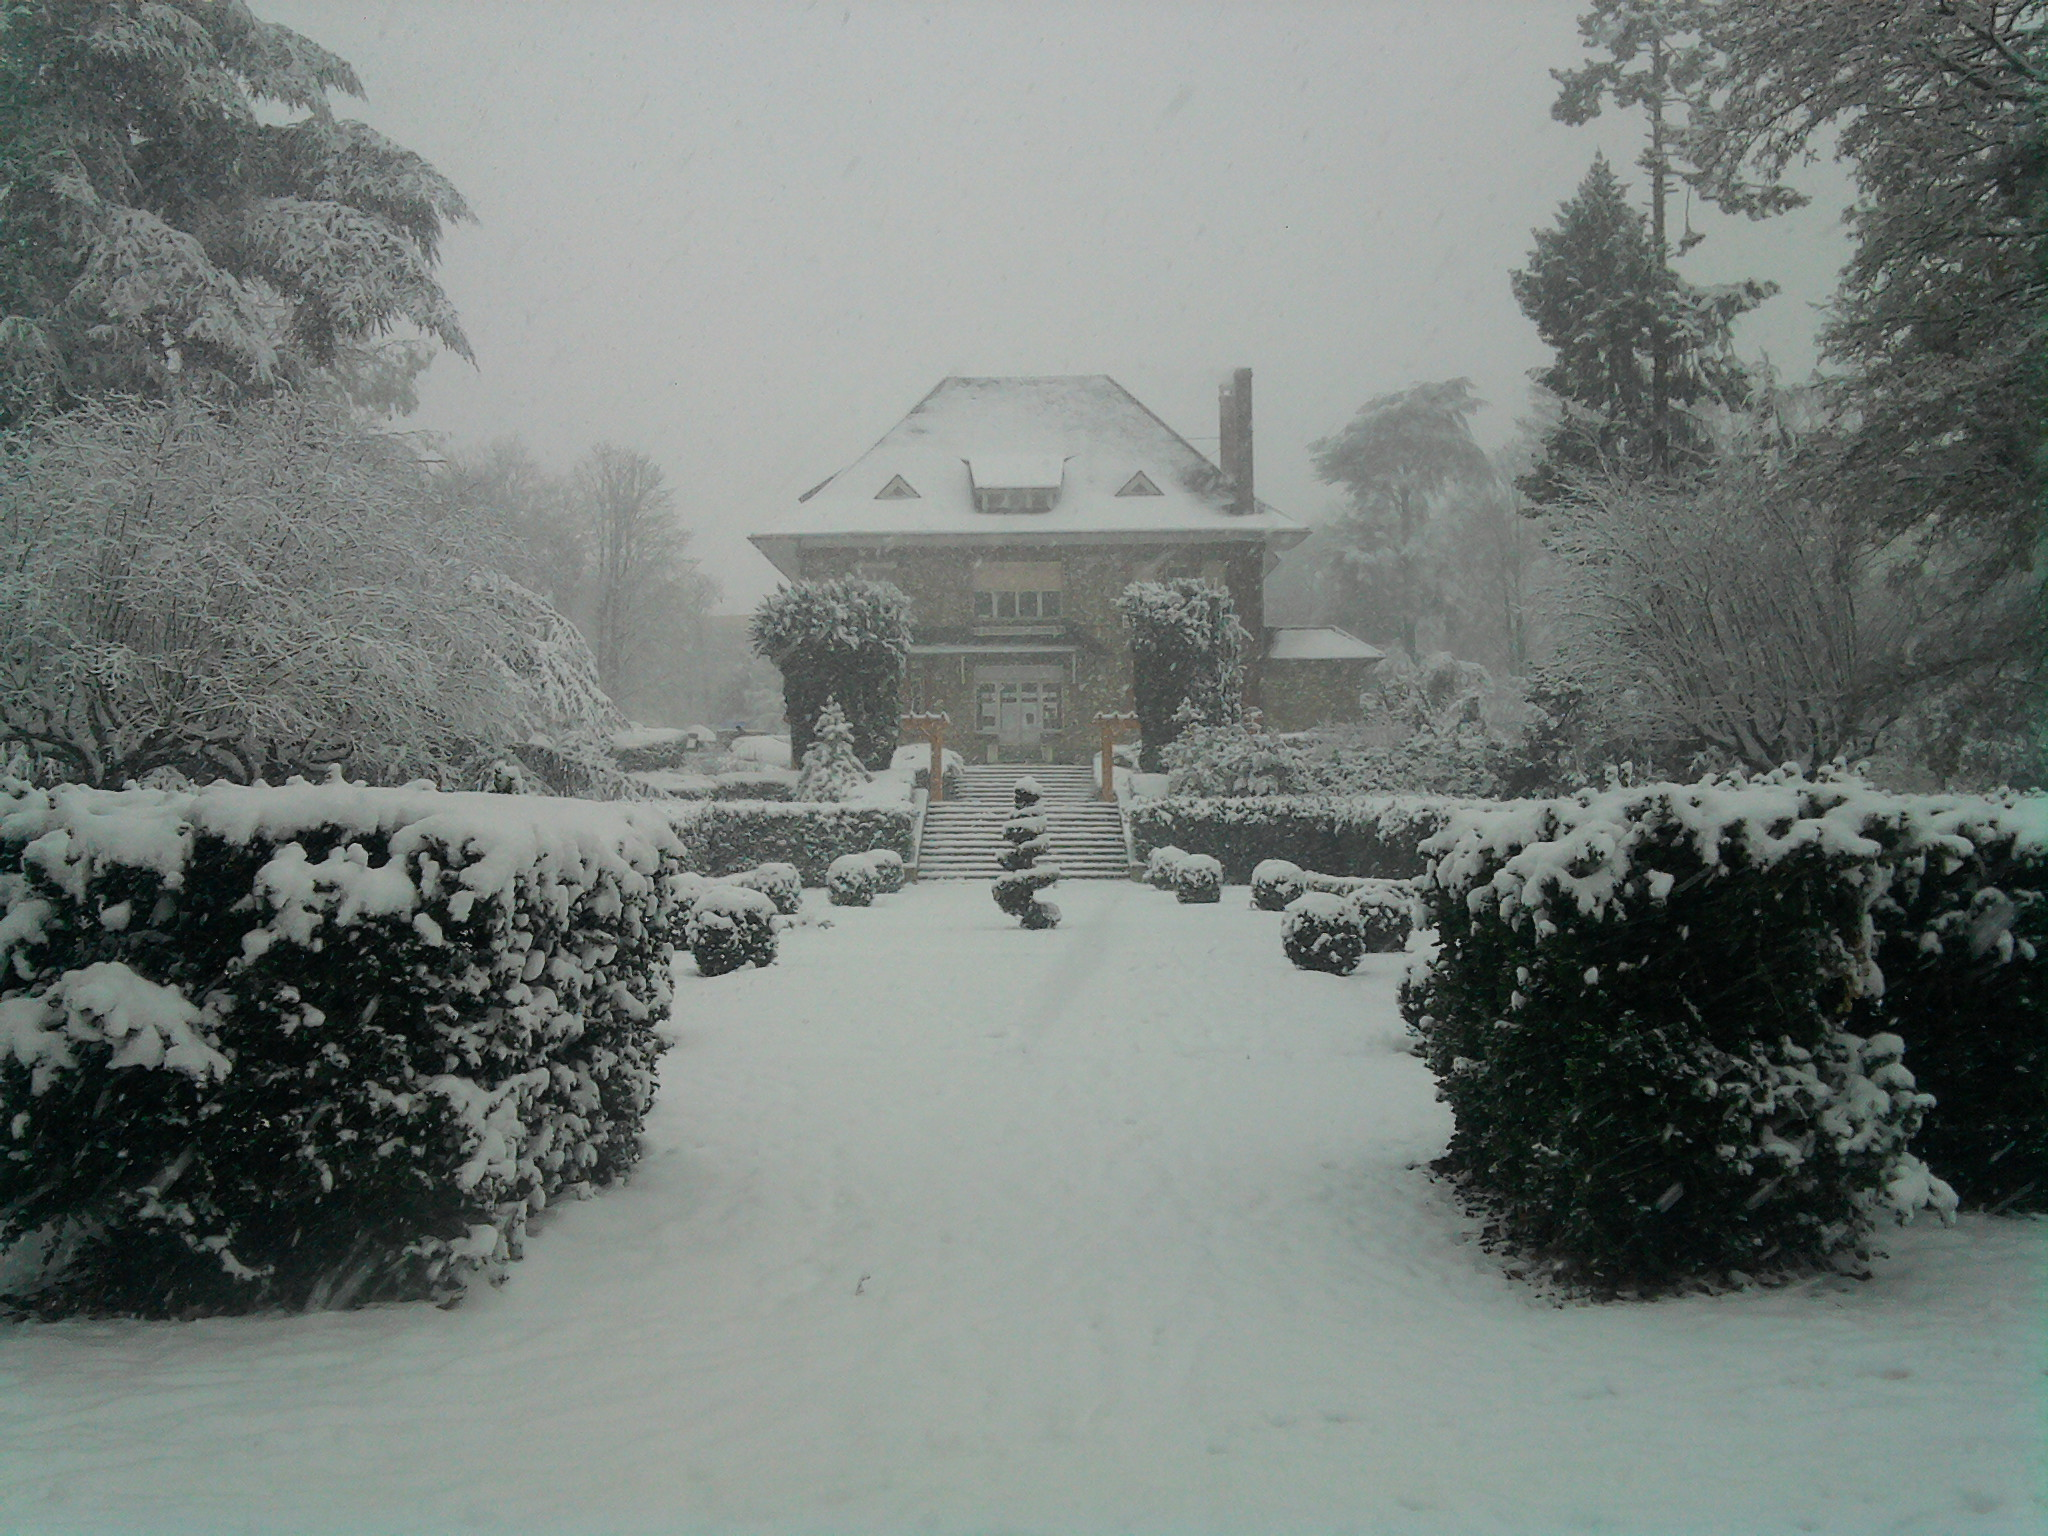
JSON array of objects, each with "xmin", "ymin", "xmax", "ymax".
[{"xmin": 1219, "ymin": 366, "xmax": 1253, "ymax": 513}]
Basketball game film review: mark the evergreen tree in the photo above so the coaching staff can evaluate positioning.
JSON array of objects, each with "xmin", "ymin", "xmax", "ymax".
[
  {"xmin": 1309, "ymin": 379, "xmax": 1493, "ymax": 659},
  {"xmin": 795, "ymin": 698, "xmax": 865, "ymax": 801},
  {"xmin": 1511, "ymin": 154, "xmax": 1771, "ymax": 498},
  {"xmin": 749, "ymin": 577, "xmax": 912, "ymax": 768},
  {"xmin": 0, "ymin": 0, "xmax": 472, "ymax": 426},
  {"xmin": 1115, "ymin": 579, "xmax": 1247, "ymax": 771}
]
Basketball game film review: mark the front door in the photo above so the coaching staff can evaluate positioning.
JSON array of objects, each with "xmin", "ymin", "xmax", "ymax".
[
  {"xmin": 974, "ymin": 667, "xmax": 1064, "ymax": 758},
  {"xmin": 998, "ymin": 681, "xmax": 1046, "ymax": 748}
]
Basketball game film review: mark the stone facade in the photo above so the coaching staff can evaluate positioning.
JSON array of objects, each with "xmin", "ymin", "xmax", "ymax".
[{"xmin": 798, "ymin": 540, "xmax": 1266, "ymax": 763}]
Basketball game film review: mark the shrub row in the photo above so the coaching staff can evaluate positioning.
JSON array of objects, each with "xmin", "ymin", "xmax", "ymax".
[
  {"xmin": 1401, "ymin": 776, "xmax": 2048, "ymax": 1292},
  {"xmin": 0, "ymin": 780, "xmax": 689, "ymax": 1317},
  {"xmin": 668, "ymin": 803, "xmax": 914, "ymax": 885},
  {"xmin": 1129, "ymin": 795, "xmax": 1476, "ymax": 883}
]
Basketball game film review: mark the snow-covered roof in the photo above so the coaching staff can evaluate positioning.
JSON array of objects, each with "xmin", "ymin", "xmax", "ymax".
[
  {"xmin": 1265, "ymin": 626, "xmax": 1384, "ymax": 662},
  {"xmin": 755, "ymin": 376, "xmax": 1306, "ymax": 574},
  {"xmin": 966, "ymin": 453, "xmax": 1067, "ymax": 491}
]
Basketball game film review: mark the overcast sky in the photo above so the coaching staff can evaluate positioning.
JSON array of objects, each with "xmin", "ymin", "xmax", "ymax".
[{"xmin": 266, "ymin": 1, "xmax": 1855, "ymax": 611}]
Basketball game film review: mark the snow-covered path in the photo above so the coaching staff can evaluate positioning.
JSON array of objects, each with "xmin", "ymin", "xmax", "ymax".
[{"xmin": 1, "ymin": 881, "xmax": 2041, "ymax": 1535}]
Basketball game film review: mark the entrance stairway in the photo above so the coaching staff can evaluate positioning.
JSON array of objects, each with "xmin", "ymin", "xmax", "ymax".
[{"xmin": 915, "ymin": 763, "xmax": 1133, "ymax": 880}]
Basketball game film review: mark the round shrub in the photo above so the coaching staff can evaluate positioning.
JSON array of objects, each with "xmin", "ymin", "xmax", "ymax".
[
  {"xmin": 1281, "ymin": 891, "xmax": 1366, "ymax": 975},
  {"xmin": 732, "ymin": 862, "xmax": 802, "ymax": 915},
  {"xmin": 827, "ymin": 853, "xmax": 880, "ymax": 907},
  {"xmin": 1250, "ymin": 858, "xmax": 1306, "ymax": 910},
  {"xmin": 1174, "ymin": 853, "xmax": 1223, "ymax": 904},
  {"xmin": 867, "ymin": 849, "xmax": 905, "ymax": 894},
  {"xmin": 1349, "ymin": 878, "xmax": 1418, "ymax": 952},
  {"xmin": 686, "ymin": 884, "xmax": 779, "ymax": 976},
  {"xmin": 1145, "ymin": 845, "xmax": 1189, "ymax": 890}
]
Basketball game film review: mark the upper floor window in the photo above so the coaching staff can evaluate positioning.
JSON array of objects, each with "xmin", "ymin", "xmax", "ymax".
[{"xmin": 972, "ymin": 560, "xmax": 1062, "ymax": 623}]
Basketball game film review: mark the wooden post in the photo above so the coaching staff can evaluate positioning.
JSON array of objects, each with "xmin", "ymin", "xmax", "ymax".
[
  {"xmin": 1093, "ymin": 711, "xmax": 1140, "ymax": 802},
  {"xmin": 901, "ymin": 711, "xmax": 950, "ymax": 802}
]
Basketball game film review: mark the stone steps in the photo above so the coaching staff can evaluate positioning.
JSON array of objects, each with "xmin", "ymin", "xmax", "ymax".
[{"xmin": 916, "ymin": 789, "xmax": 1131, "ymax": 879}]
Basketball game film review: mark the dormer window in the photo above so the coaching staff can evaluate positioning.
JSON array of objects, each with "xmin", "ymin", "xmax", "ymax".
[
  {"xmin": 875, "ymin": 474, "xmax": 919, "ymax": 499},
  {"xmin": 1115, "ymin": 470, "xmax": 1163, "ymax": 496},
  {"xmin": 966, "ymin": 454, "xmax": 1065, "ymax": 514}
]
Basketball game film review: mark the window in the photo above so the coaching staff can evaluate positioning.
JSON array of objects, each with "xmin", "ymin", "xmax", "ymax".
[{"xmin": 971, "ymin": 560, "xmax": 1063, "ymax": 625}]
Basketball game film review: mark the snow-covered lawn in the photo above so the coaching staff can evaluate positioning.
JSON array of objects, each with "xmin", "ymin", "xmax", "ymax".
[{"xmin": 1, "ymin": 881, "xmax": 2041, "ymax": 1535}]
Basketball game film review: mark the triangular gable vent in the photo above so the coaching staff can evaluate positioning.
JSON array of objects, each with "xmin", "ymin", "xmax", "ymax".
[
  {"xmin": 874, "ymin": 474, "xmax": 920, "ymax": 500},
  {"xmin": 1115, "ymin": 470, "xmax": 1163, "ymax": 497}
]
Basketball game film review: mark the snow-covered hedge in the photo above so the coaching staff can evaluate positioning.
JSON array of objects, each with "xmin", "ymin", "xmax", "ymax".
[
  {"xmin": 1144, "ymin": 845, "xmax": 1189, "ymax": 891},
  {"xmin": 685, "ymin": 884, "xmax": 778, "ymax": 976},
  {"xmin": 1129, "ymin": 796, "xmax": 1473, "ymax": 884},
  {"xmin": 668, "ymin": 803, "xmax": 913, "ymax": 885},
  {"xmin": 1349, "ymin": 879, "xmax": 1418, "ymax": 952},
  {"xmin": 1402, "ymin": 778, "xmax": 1960, "ymax": 1293},
  {"xmin": 1173, "ymin": 854, "xmax": 1223, "ymax": 905},
  {"xmin": 826, "ymin": 853, "xmax": 880, "ymax": 907},
  {"xmin": 866, "ymin": 849, "xmax": 905, "ymax": 894},
  {"xmin": 1858, "ymin": 794, "xmax": 2046, "ymax": 1212},
  {"xmin": 0, "ymin": 781, "xmax": 687, "ymax": 1317}
]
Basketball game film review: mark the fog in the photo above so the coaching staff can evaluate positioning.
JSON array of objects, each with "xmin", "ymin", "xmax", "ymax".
[{"xmin": 261, "ymin": 0, "xmax": 1854, "ymax": 610}]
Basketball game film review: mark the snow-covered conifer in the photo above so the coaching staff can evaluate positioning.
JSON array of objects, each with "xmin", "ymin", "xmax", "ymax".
[{"xmin": 796, "ymin": 700, "xmax": 867, "ymax": 802}]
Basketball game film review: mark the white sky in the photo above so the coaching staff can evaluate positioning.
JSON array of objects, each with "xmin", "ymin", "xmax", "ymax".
[{"xmin": 265, "ymin": 1, "xmax": 1856, "ymax": 610}]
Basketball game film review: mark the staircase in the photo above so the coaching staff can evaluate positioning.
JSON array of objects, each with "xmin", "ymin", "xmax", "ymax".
[{"xmin": 916, "ymin": 764, "xmax": 1133, "ymax": 880}]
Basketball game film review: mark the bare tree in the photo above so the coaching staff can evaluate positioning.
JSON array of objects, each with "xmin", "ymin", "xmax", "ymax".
[
  {"xmin": 1541, "ymin": 439, "xmax": 1921, "ymax": 770},
  {"xmin": 572, "ymin": 445, "xmax": 714, "ymax": 713}
]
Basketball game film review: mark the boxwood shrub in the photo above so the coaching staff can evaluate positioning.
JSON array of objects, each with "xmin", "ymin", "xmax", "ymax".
[
  {"xmin": 731, "ymin": 862, "xmax": 803, "ymax": 915},
  {"xmin": 0, "ymin": 780, "xmax": 687, "ymax": 1318},
  {"xmin": 685, "ymin": 884, "xmax": 779, "ymax": 976},
  {"xmin": 1130, "ymin": 795, "xmax": 1472, "ymax": 883},
  {"xmin": 1173, "ymin": 854, "xmax": 1223, "ymax": 904},
  {"xmin": 1281, "ymin": 892, "xmax": 1365, "ymax": 974},
  {"xmin": 1250, "ymin": 859, "xmax": 1306, "ymax": 910},
  {"xmin": 1403, "ymin": 779, "xmax": 1957, "ymax": 1294},
  {"xmin": 1144, "ymin": 845, "xmax": 1189, "ymax": 890}
]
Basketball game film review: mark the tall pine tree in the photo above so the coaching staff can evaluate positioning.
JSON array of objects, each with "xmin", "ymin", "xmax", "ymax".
[{"xmin": 1511, "ymin": 154, "xmax": 1770, "ymax": 499}]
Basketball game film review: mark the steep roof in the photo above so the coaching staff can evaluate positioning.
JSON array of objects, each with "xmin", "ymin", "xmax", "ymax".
[
  {"xmin": 753, "ymin": 376, "xmax": 1306, "ymax": 573},
  {"xmin": 1265, "ymin": 626, "xmax": 1384, "ymax": 662}
]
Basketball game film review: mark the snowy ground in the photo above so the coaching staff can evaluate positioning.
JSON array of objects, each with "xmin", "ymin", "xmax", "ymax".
[{"xmin": 1, "ymin": 881, "xmax": 2041, "ymax": 1535}]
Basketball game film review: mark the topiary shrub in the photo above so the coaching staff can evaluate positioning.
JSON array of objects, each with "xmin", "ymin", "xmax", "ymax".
[
  {"xmin": 685, "ymin": 884, "xmax": 779, "ymax": 976},
  {"xmin": 1250, "ymin": 858, "xmax": 1306, "ymax": 910},
  {"xmin": 1349, "ymin": 877, "xmax": 1418, "ymax": 952},
  {"xmin": 1281, "ymin": 891, "xmax": 1365, "ymax": 974},
  {"xmin": 0, "ymin": 780, "xmax": 684, "ymax": 1318},
  {"xmin": 1145, "ymin": 845, "xmax": 1189, "ymax": 890},
  {"xmin": 731, "ymin": 862, "xmax": 802, "ymax": 916},
  {"xmin": 867, "ymin": 848, "xmax": 905, "ymax": 893},
  {"xmin": 1173, "ymin": 853, "xmax": 1223, "ymax": 904},
  {"xmin": 827, "ymin": 853, "xmax": 880, "ymax": 907},
  {"xmin": 1403, "ymin": 780, "xmax": 1957, "ymax": 1295},
  {"xmin": 993, "ymin": 778, "xmax": 1061, "ymax": 929}
]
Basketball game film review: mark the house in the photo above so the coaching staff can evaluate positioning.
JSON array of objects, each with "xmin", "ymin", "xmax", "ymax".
[{"xmin": 749, "ymin": 371, "xmax": 1381, "ymax": 762}]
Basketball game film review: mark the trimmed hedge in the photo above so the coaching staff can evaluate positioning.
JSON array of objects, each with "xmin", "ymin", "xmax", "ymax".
[
  {"xmin": 1130, "ymin": 795, "xmax": 1474, "ymax": 883},
  {"xmin": 1144, "ymin": 845, "xmax": 1189, "ymax": 890},
  {"xmin": 1403, "ymin": 780, "xmax": 1956, "ymax": 1293},
  {"xmin": 1251, "ymin": 859, "xmax": 1305, "ymax": 910},
  {"xmin": 670, "ymin": 803, "xmax": 914, "ymax": 886},
  {"xmin": 1857, "ymin": 795, "xmax": 2047, "ymax": 1211},
  {"xmin": 0, "ymin": 781, "xmax": 686, "ymax": 1317}
]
